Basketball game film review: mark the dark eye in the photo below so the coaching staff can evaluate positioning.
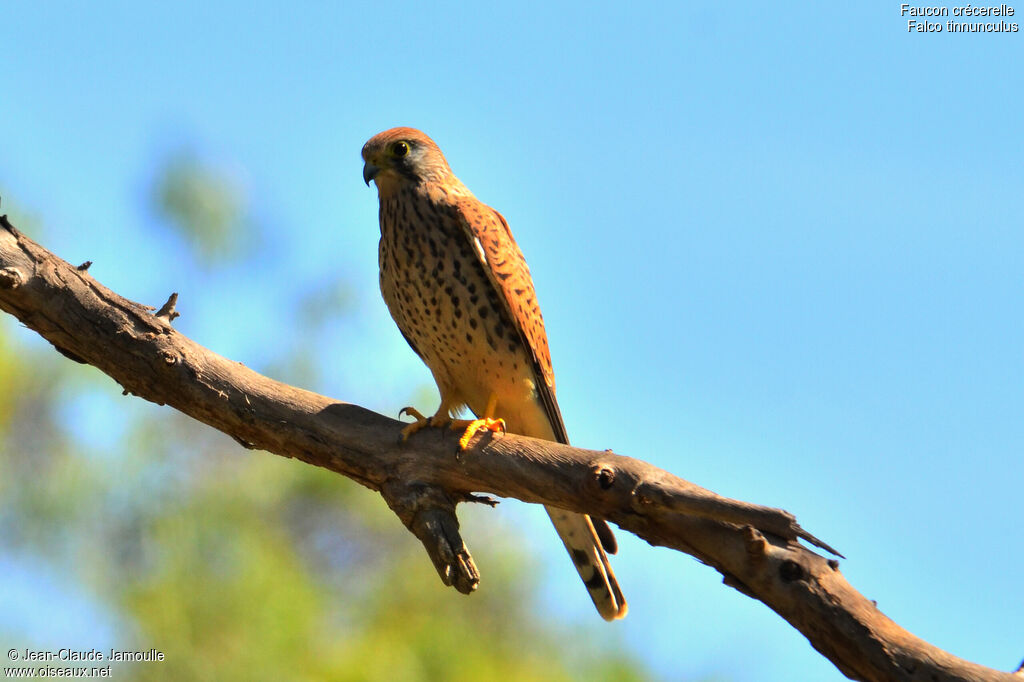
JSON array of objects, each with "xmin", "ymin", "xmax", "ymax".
[{"xmin": 393, "ymin": 141, "xmax": 410, "ymax": 157}]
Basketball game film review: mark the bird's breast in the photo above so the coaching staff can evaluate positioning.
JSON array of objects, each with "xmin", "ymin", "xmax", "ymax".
[{"xmin": 378, "ymin": 191, "xmax": 537, "ymax": 418}]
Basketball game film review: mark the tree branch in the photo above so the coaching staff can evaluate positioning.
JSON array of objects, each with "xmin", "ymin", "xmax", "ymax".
[{"xmin": 0, "ymin": 213, "xmax": 1016, "ymax": 682}]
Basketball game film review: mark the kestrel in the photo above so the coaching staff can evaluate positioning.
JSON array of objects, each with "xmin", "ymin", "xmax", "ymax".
[{"xmin": 362, "ymin": 127, "xmax": 627, "ymax": 621}]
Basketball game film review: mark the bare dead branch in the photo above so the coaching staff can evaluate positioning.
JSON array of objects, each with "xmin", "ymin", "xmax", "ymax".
[
  {"xmin": 381, "ymin": 480, "xmax": 480, "ymax": 594},
  {"xmin": 155, "ymin": 292, "xmax": 180, "ymax": 323},
  {"xmin": 0, "ymin": 212, "xmax": 1017, "ymax": 682}
]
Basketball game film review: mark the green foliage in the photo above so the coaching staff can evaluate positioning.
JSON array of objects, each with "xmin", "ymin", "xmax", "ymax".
[{"xmin": 152, "ymin": 151, "xmax": 249, "ymax": 264}]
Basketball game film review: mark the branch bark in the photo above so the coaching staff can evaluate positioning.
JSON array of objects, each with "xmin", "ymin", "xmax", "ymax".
[{"xmin": 0, "ymin": 213, "xmax": 1017, "ymax": 682}]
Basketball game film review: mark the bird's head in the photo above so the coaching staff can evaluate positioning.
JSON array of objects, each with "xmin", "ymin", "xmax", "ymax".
[{"xmin": 361, "ymin": 127, "xmax": 453, "ymax": 195}]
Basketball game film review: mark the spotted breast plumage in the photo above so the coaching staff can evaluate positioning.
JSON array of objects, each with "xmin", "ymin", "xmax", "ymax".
[{"xmin": 362, "ymin": 127, "xmax": 626, "ymax": 621}]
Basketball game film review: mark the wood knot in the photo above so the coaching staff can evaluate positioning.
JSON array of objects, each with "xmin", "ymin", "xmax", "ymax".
[
  {"xmin": 779, "ymin": 559, "xmax": 806, "ymax": 583},
  {"xmin": 596, "ymin": 467, "xmax": 615, "ymax": 490},
  {"xmin": 0, "ymin": 267, "xmax": 24, "ymax": 289}
]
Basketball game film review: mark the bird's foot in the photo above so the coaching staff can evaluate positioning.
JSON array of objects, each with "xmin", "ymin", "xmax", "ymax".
[
  {"xmin": 399, "ymin": 406, "xmax": 431, "ymax": 440},
  {"xmin": 452, "ymin": 417, "xmax": 506, "ymax": 450},
  {"xmin": 399, "ymin": 407, "xmax": 504, "ymax": 449},
  {"xmin": 399, "ymin": 406, "xmax": 456, "ymax": 441}
]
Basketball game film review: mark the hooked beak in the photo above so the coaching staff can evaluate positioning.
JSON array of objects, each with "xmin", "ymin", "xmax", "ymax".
[{"xmin": 362, "ymin": 161, "xmax": 380, "ymax": 186}]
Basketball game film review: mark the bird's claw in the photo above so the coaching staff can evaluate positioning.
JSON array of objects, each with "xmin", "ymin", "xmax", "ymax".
[
  {"xmin": 399, "ymin": 406, "xmax": 430, "ymax": 441},
  {"xmin": 454, "ymin": 417, "xmax": 506, "ymax": 450},
  {"xmin": 399, "ymin": 406, "xmax": 459, "ymax": 441},
  {"xmin": 399, "ymin": 407, "xmax": 504, "ymax": 449}
]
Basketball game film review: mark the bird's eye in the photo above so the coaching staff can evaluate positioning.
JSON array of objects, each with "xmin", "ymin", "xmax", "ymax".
[{"xmin": 393, "ymin": 141, "xmax": 410, "ymax": 157}]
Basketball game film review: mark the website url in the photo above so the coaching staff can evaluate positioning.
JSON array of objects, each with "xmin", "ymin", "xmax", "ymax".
[{"xmin": 4, "ymin": 666, "xmax": 111, "ymax": 678}]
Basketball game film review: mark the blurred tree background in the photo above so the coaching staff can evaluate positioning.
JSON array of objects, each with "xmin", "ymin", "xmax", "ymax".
[{"xmin": 0, "ymin": 153, "xmax": 650, "ymax": 681}]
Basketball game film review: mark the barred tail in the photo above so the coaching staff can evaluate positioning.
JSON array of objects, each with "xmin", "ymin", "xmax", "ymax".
[{"xmin": 545, "ymin": 506, "xmax": 627, "ymax": 621}]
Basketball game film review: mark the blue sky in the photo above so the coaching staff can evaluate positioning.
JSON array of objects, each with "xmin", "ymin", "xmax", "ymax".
[{"xmin": 2, "ymin": 3, "xmax": 1022, "ymax": 680}]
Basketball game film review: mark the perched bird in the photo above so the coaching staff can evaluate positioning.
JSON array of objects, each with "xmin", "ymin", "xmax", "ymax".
[{"xmin": 362, "ymin": 127, "xmax": 627, "ymax": 620}]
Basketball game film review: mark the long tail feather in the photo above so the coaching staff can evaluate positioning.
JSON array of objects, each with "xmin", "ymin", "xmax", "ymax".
[{"xmin": 545, "ymin": 506, "xmax": 627, "ymax": 621}]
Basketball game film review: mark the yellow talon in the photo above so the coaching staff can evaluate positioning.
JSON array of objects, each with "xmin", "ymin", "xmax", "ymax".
[
  {"xmin": 399, "ymin": 406, "xmax": 461, "ymax": 441},
  {"xmin": 399, "ymin": 398, "xmax": 504, "ymax": 450},
  {"xmin": 398, "ymin": 406, "xmax": 431, "ymax": 441},
  {"xmin": 454, "ymin": 417, "xmax": 506, "ymax": 450}
]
